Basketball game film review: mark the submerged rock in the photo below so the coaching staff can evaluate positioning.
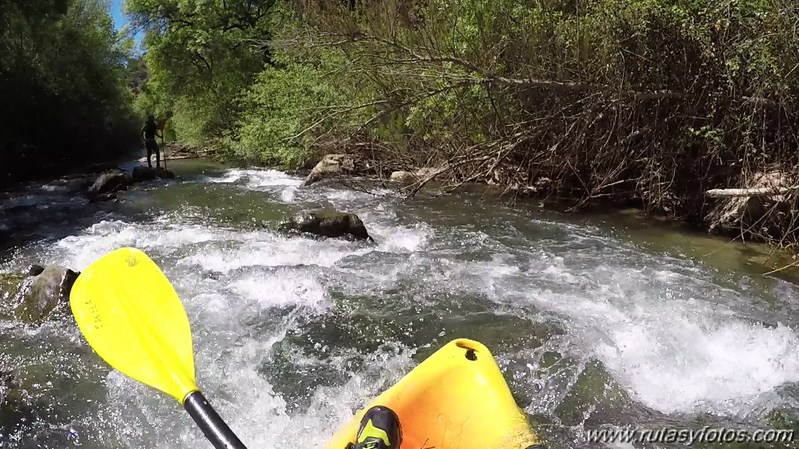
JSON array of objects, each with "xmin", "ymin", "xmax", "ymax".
[
  {"xmin": 279, "ymin": 210, "xmax": 372, "ymax": 241},
  {"xmin": 14, "ymin": 265, "xmax": 80, "ymax": 323},
  {"xmin": 88, "ymin": 170, "xmax": 130, "ymax": 194},
  {"xmin": 131, "ymin": 165, "xmax": 175, "ymax": 182},
  {"xmin": 303, "ymin": 154, "xmax": 358, "ymax": 186}
]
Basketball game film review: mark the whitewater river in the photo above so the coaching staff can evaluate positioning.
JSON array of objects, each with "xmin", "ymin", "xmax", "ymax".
[{"xmin": 1, "ymin": 160, "xmax": 799, "ymax": 448}]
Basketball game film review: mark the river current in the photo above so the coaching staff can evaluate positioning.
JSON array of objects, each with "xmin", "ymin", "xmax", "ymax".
[{"xmin": 1, "ymin": 160, "xmax": 798, "ymax": 448}]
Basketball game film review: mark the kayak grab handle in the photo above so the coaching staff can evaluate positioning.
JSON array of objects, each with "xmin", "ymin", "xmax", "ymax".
[{"xmin": 455, "ymin": 339, "xmax": 480, "ymax": 361}]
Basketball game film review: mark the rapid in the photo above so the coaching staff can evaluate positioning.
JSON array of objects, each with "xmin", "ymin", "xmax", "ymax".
[{"xmin": 2, "ymin": 160, "xmax": 799, "ymax": 448}]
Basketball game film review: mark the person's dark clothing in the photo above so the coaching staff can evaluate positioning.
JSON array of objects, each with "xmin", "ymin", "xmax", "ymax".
[
  {"xmin": 145, "ymin": 138, "xmax": 161, "ymax": 169},
  {"xmin": 141, "ymin": 120, "xmax": 162, "ymax": 168},
  {"xmin": 142, "ymin": 120, "xmax": 159, "ymax": 140}
]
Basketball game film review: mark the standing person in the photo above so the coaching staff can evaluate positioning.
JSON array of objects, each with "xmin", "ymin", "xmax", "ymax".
[{"xmin": 141, "ymin": 114, "xmax": 162, "ymax": 169}]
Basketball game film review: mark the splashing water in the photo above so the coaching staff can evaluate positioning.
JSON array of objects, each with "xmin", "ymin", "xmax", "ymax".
[{"xmin": 1, "ymin": 160, "xmax": 798, "ymax": 448}]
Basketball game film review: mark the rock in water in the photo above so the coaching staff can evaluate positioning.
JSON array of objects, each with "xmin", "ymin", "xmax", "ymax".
[
  {"xmin": 279, "ymin": 211, "xmax": 372, "ymax": 241},
  {"xmin": 27, "ymin": 265, "xmax": 45, "ymax": 276},
  {"xmin": 14, "ymin": 265, "xmax": 80, "ymax": 323},
  {"xmin": 131, "ymin": 165, "xmax": 176, "ymax": 182},
  {"xmin": 303, "ymin": 154, "xmax": 357, "ymax": 186},
  {"xmin": 156, "ymin": 167, "xmax": 176, "ymax": 179},
  {"xmin": 88, "ymin": 170, "xmax": 130, "ymax": 194}
]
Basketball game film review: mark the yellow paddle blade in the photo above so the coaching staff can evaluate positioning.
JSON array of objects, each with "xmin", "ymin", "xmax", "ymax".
[{"xmin": 69, "ymin": 247, "xmax": 197, "ymax": 403}]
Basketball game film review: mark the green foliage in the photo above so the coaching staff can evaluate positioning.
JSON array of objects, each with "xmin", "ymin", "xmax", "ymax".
[
  {"xmin": 0, "ymin": 0, "xmax": 138, "ymax": 185},
  {"xmin": 127, "ymin": 0, "xmax": 277, "ymax": 143},
  {"xmin": 227, "ymin": 49, "xmax": 353, "ymax": 168}
]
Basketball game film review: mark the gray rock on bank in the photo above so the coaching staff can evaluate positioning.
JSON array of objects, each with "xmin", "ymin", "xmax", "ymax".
[
  {"xmin": 279, "ymin": 210, "xmax": 372, "ymax": 241},
  {"xmin": 303, "ymin": 154, "xmax": 358, "ymax": 186}
]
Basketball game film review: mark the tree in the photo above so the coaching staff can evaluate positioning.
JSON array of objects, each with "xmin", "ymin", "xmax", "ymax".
[
  {"xmin": 127, "ymin": 0, "xmax": 277, "ymax": 143},
  {"xmin": 0, "ymin": 0, "xmax": 138, "ymax": 186}
]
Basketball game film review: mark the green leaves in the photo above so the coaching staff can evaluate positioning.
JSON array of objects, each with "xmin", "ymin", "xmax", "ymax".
[
  {"xmin": 128, "ymin": 0, "xmax": 277, "ymax": 142},
  {"xmin": 0, "ymin": 0, "xmax": 138, "ymax": 185}
]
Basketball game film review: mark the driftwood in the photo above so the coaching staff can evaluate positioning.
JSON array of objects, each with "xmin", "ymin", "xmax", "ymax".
[{"xmin": 705, "ymin": 186, "xmax": 799, "ymax": 198}]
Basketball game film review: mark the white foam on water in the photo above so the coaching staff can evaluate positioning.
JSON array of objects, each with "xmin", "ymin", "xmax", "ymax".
[
  {"xmin": 178, "ymin": 236, "xmax": 373, "ymax": 273},
  {"xmin": 52, "ymin": 219, "xmax": 230, "ymax": 269},
  {"xmin": 206, "ymin": 168, "xmax": 304, "ymax": 188},
  {"xmin": 280, "ymin": 186, "xmax": 298, "ymax": 203},
  {"xmin": 229, "ymin": 269, "xmax": 330, "ymax": 310},
  {"xmin": 513, "ymin": 257, "xmax": 799, "ymax": 415},
  {"xmin": 596, "ymin": 319, "xmax": 799, "ymax": 414}
]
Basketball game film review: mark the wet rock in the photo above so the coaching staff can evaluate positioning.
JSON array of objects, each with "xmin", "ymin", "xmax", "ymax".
[
  {"xmin": 706, "ymin": 171, "xmax": 793, "ymax": 238},
  {"xmin": 279, "ymin": 210, "xmax": 372, "ymax": 241},
  {"xmin": 88, "ymin": 170, "xmax": 130, "ymax": 194},
  {"xmin": 303, "ymin": 154, "xmax": 358, "ymax": 186},
  {"xmin": 131, "ymin": 165, "xmax": 175, "ymax": 182},
  {"xmin": 27, "ymin": 265, "xmax": 44, "ymax": 276},
  {"xmin": 14, "ymin": 265, "xmax": 80, "ymax": 323}
]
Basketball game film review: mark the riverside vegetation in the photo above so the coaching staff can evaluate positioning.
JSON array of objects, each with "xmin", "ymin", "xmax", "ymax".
[
  {"xmin": 4, "ymin": 0, "xmax": 799, "ymax": 249},
  {"xmin": 127, "ymin": 0, "xmax": 799, "ymax": 251},
  {"xmin": 0, "ymin": 0, "xmax": 140, "ymax": 185}
]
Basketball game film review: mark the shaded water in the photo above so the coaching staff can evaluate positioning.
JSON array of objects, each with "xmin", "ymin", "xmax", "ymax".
[{"xmin": 1, "ymin": 160, "xmax": 799, "ymax": 448}]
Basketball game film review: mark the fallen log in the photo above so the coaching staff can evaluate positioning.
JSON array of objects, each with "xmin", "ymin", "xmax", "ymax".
[{"xmin": 705, "ymin": 186, "xmax": 799, "ymax": 198}]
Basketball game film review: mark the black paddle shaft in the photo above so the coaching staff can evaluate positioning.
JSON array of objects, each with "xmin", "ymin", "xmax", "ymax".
[{"xmin": 184, "ymin": 391, "xmax": 248, "ymax": 449}]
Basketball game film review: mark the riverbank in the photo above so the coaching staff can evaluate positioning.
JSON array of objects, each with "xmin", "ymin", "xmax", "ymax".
[{"xmin": 263, "ymin": 151, "xmax": 797, "ymax": 278}]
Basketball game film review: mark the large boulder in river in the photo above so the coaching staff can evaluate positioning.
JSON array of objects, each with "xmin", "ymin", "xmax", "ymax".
[
  {"xmin": 131, "ymin": 165, "xmax": 176, "ymax": 182},
  {"xmin": 14, "ymin": 265, "xmax": 80, "ymax": 323},
  {"xmin": 88, "ymin": 170, "xmax": 131, "ymax": 194},
  {"xmin": 279, "ymin": 211, "xmax": 372, "ymax": 241},
  {"xmin": 303, "ymin": 154, "xmax": 359, "ymax": 186}
]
